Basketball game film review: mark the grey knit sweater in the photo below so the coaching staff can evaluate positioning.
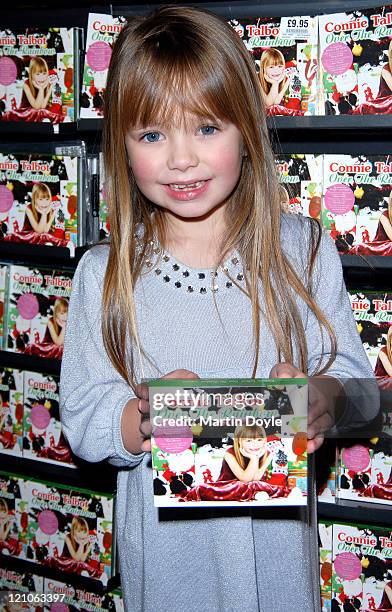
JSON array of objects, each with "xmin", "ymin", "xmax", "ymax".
[{"xmin": 60, "ymin": 215, "xmax": 375, "ymax": 612}]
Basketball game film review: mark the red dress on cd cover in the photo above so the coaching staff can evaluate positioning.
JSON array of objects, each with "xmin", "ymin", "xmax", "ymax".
[
  {"xmin": 373, "ymin": 210, "xmax": 391, "ymax": 242},
  {"xmin": 377, "ymin": 64, "xmax": 392, "ymax": 99},
  {"xmin": 374, "ymin": 346, "xmax": 390, "ymax": 378}
]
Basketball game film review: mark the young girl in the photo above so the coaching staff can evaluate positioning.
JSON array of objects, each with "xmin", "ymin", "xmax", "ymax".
[
  {"xmin": 44, "ymin": 298, "xmax": 68, "ymax": 346},
  {"xmin": 23, "ymin": 183, "xmax": 55, "ymax": 235},
  {"xmin": 377, "ymin": 39, "xmax": 392, "ymax": 99},
  {"xmin": 21, "ymin": 57, "xmax": 52, "ymax": 110},
  {"xmin": 63, "ymin": 516, "xmax": 91, "ymax": 562},
  {"xmin": 375, "ymin": 326, "xmax": 392, "ymax": 378},
  {"xmin": 259, "ymin": 48, "xmax": 291, "ymax": 108},
  {"xmin": 60, "ymin": 6, "xmax": 375, "ymax": 611},
  {"xmin": 373, "ymin": 190, "xmax": 392, "ymax": 242},
  {"xmin": 0, "ymin": 498, "xmax": 12, "ymax": 542},
  {"xmin": 217, "ymin": 425, "xmax": 272, "ymax": 483}
]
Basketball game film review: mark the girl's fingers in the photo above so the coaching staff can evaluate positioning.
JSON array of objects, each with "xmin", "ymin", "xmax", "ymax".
[
  {"xmin": 269, "ymin": 362, "xmax": 306, "ymax": 379},
  {"xmin": 135, "ymin": 383, "xmax": 149, "ymax": 401},
  {"xmin": 139, "ymin": 417, "xmax": 152, "ymax": 439},
  {"xmin": 307, "ymin": 434, "xmax": 324, "ymax": 454},
  {"xmin": 308, "ymin": 413, "xmax": 334, "ymax": 439},
  {"xmin": 137, "ymin": 398, "xmax": 150, "ymax": 416},
  {"xmin": 308, "ymin": 397, "xmax": 327, "ymax": 424},
  {"xmin": 141, "ymin": 438, "xmax": 151, "ymax": 453},
  {"xmin": 136, "ymin": 370, "xmax": 198, "ymax": 456},
  {"xmin": 162, "ymin": 369, "xmax": 199, "ymax": 379}
]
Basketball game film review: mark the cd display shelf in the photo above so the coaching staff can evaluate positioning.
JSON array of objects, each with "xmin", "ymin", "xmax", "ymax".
[
  {"xmin": 1, "ymin": 0, "xmax": 392, "ymax": 597},
  {"xmin": 0, "ymin": 553, "xmax": 120, "ymax": 596}
]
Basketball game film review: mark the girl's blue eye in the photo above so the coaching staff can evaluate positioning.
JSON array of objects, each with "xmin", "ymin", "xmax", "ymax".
[
  {"xmin": 200, "ymin": 125, "xmax": 217, "ymax": 136},
  {"xmin": 142, "ymin": 132, "xmax": 161, "ymax": 143}
]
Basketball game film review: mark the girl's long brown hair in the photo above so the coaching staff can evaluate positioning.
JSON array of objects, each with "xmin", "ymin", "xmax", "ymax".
[{"xmin": 102, "ymin": 5, "xmax": 336, "ymax": 389}]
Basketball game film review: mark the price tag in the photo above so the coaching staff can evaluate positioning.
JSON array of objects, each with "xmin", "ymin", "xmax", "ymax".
[{"xmin": 280, "ymin": 16, "xmax": 312, "ymax": 39}]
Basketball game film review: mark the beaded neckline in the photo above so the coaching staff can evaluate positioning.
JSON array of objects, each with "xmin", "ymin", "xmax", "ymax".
[{"xmin": 142, "ymin": 240, "xmax": 245, "ymax": 294}]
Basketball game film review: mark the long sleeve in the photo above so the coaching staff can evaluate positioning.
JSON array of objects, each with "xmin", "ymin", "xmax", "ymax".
[
  {"xmin": 305, "ymin": 228, "xmax": 379, "ymax": 429},
  {"xmin": 59, "ymin": 246, "xmax": 145, "ymax": 468}
]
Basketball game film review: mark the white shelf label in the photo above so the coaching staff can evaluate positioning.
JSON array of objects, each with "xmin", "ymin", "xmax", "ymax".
[{"xmin": 280, "ymin": 16, "xmax": 312, "ymax": 39}]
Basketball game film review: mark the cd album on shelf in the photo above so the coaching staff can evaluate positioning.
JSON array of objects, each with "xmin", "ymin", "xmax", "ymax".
[
  {"xmin": 0, "ymin": 27, "xmax": 81, "ymax": 124},
  {"xmin": 275, "ymin": 153, "xmax": 322, "ymax": 218},
  {"xmin": 319, "ymin": 6, "xmax": 392, "ymax": 115},
  {"xmin": 80, "ymin": 13, "xmax": 126, "ymax": 119},
  {"xmin": 149, "ymin": 378, "xmax": 308, "ymax": 508},
  {"xmin": 322, "ymin": 154, "xmax": 392, "ymax": 256},
  {"xmin": 349, "ymin": 290, "xmax": 392, "ymax": 378},
  {"xmin": 5, "ymin": 264, "xmax": 73, "ymax": 360},
  {"xmin": 0, "ymin": 366, "xmax": 77, "ymax": 467},
  {"xmin": 319, "ymin": 520, "xmax": 392, "ymax": 611},
  {"xmin": 0, "ymin": 142, "xmax": 88, "ymax": 254},
  {"xmin": 229, "ymin": 15, "xmax": 319, "ymax": 116},
  {"xmin": 337, "ymin": 439, "xmax": 392, "ymax": 506},
  {"xmin": 0, "ymin": 471, "xmax": 116, "ymax": 586}
]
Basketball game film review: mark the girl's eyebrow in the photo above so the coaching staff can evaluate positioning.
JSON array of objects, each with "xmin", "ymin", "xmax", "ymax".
[
  {"xmin": 128, "ymin": 116, "xmax": 225, "ymax": 135},
  {"xmin": 130, "ymin": 124, "xmax": 164, "ymax": 132}
]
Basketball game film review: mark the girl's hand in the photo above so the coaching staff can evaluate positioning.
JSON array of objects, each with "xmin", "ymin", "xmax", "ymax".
[
  {"xmin": 276, "ymin": 73, "xmax": 287, "ymax": 84},
  {"xmin": 255, "ymin": 447, "xmax": 268, "ymax": 459},
  {"xmin": 242, "ymin": 447, "xmax": 266, "ymax": 459},
  {"xmin": 263, "ymin": 73, "xmax": 275, "ymax": 84},
  {"xmin": 270, "ymin": 362, "xmax": 336, "ymax": 454},
  {"xmin": 240, "ymin": 448, "xmax": 258, "ymax": 459},
  {"xmin": 136, "ymin": 369, "xmax": 199, "ymax": 453}
]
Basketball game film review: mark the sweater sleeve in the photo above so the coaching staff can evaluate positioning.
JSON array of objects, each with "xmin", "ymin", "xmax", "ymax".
[
  {"xmin": 305, "ymin": 229, "xmax": 379, "ymax": 429},
  {"xmin": 59, "ymin": 247, "xmax": 145, "ymax": 468}
]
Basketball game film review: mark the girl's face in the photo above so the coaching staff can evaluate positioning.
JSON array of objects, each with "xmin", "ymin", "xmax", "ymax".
[
  {"xmin": 125, "ymin": 115, "xmax": 244, "ymax": 220},
  {"xmin": 55, "ymin": 308, "xmax": 68, "ymax": 327},
  {"xmin": 74, "ymin": 526, "xmax": 88, "ymax": 544},
  {"xmin": 240, "ymin": 437, "xmax": 266, "ymax": 455},
  {"xmin": 35, "ymin": 195, "xmax": 51, "ymax": 214},
  {"xmin": 32, "ymin": 68, "xmax": 49, "ymax": 87},
  {"xmin": 265, "ymin": 63, "xmax": 285, "ymax": 81}
]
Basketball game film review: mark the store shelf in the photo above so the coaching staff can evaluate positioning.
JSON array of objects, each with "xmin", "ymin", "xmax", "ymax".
[
  {"xmin": 0, "ymin": 453, "xmax": 117, "ymax": 494},
  {"xmin": 341, "ymin": 255, "xmax": 392, "ymax": 271},
  {"xmin": 342, "ymin": 257, "xmax": 392, "ymax": 290},
  {"xmin": 0, "ymin": 243, "xmax": 88, "ymax": 267},
  {"xmin": 77, "ymin": 119, "xmax": 103, "ymax": 133},
  {"xmin": 268, "ymin": 115, "xmax": 392, "ymax": 132},
  {"xmin": 0, "ymin": 122, "xmax": 78, "ymax": 136},
  {"xmin": 0, "ymin": 553, "xmax": 120, "ymax": 595},
  {"xmin": 0, "ymin": 351, "xmax": 61, "ymax": 376},
  {"xmin": 318, "ymin": 500, "xmax": 392, "ymax": 526}
]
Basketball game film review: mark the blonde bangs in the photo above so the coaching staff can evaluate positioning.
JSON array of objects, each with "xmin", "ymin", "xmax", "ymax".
[
  {"xmin": 117, "ymin": 20, "xmax": 260, "ymax": 133},
  {"xmin": 121, "ymin": 70, "xmax": 227, "ymax": 132},
  {"xmin": 265, "ymin": 48, "xmax": 285, "ymax": 65}
]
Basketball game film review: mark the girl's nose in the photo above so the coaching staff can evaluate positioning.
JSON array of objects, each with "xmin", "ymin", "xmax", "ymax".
[{"xmin": 167, "ymin": 137, "xmax": 199, "ymax": 172}]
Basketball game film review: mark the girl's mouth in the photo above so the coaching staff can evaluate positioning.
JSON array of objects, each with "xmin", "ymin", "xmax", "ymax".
[
  {"xmin": 164, "ymin": 180, "xmax": 210, "ymax": 201},
  {"xmin": 169, "ymin": 181, "xmax": 205, "ymax": 191}
]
